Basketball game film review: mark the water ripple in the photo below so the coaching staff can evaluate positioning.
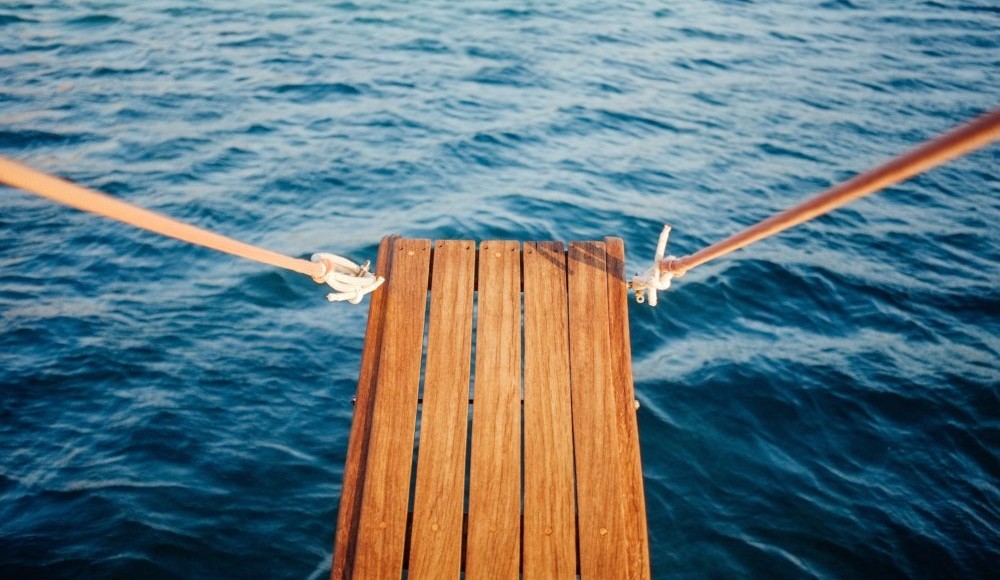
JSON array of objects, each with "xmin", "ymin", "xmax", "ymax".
[{"xmin": 1, "ymin": 0, "xmax": 998, "ymax": 578}]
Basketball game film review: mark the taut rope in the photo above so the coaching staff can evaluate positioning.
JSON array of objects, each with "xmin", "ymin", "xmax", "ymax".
[
  {"xmin": 632, "ymin": 107, "xmax": 1000, "ymax": 305},
  {"xmin": 0, "ymin": 157, "xmax": 383, "ymax": 303}
]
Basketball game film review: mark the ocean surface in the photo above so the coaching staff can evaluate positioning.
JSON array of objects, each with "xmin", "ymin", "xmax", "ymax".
[{"xmin": 1, "ymin": 1, "xmax": 997, "ymax": 577}]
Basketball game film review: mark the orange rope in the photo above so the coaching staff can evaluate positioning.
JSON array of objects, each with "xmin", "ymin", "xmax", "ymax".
[
  {"xmin": 0, "ymin": 157, "xmax": 325, "ymax": 280},
  {"xmin": 660, "ymin": 107, "xmax": 1000, "ymax": 277}
]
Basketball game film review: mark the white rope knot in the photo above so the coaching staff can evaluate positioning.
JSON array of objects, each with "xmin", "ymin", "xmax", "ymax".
[
  {"xmin": 311, "ymin": 252, "xmax": 385, "ymax": 305},
  {"xmin": 630, "ymin": 225, "xmax": 674, "ymax": 307}
]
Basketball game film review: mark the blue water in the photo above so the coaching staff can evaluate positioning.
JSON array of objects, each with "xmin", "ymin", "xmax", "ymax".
[{"xmin": 1, "ymin": 1, "xmax": 997, "ymax": 577}]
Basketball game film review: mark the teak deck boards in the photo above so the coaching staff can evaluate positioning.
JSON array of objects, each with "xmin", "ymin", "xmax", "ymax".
[{"xmin": 332, "ymin": 236, "xmax": 650, "ymax": 579}]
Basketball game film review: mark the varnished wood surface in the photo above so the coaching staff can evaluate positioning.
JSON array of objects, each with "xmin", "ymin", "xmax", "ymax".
[
  {"xmin": 465, "ymin": 241, "xmax": 522, "ymax": 579},
  {"xmin": 522, "ymin": 242, "xmax": 577, "ymax": 579},
  {"xmin": 334, "ymin": 238, "xmax": 649, "ymax": 579},
  {"xmin": 330, "ymin": 235, "xmax": 396, "ymax": 580},
  {"xmin": 408, "ymin": 241, "xmax": 476, "ymax": 578},
  {"xmin": 568, "ymin": 241, "xmax": 628, "ymax": 578},
  {"xmin": 352, "ymin": 239, "xmax": 432, "ymax": 579},
  {"xmin": 605, "ymin": 237, "xmax": 651, "ymax": 579}
]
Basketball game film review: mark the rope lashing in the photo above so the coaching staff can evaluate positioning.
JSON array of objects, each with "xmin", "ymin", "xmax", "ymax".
[
  {"xmin": 0, "ymin": 156, "xmax": 383, "ymax": 304},
  {"xmin": 630, "ymin": 225, "xmax": 675, "ymax": 306},
  {"xmin": 634, "ymin": 106, "xmax": 1000, "ymax": 306},
  {"xmin": 311, "ymin": 253, "xmax": 384, "ymax": 304}
]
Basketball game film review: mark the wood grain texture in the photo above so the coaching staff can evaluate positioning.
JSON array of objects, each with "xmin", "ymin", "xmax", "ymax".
[
  {"xmin": 408, "ymin": 240, "xmax": 477, "ymax": 578},
  {"xmin": 331, "ymin": 235, "xmax": 396, "ymax": 580},
  {"xmin": 522, "ymin": 242, "xmax": 577, "ymax": 579},
  {"xmin": 465, "ymin": 240, "xmax": 522, "ymax": 579},
  {"xmin": 604, "ymin": 237, "xmax": 651, "ymax": 580},
  {"xmin": 352, "ymin": 238, "xmax": 432, "ymax": 579},
  {"xmin": 334, "ymin": 238, "xmax": 651, "ymax": 578},
  {"xmin": 567, "ymin": 241, "xmax": 628, "ymax": 579}
]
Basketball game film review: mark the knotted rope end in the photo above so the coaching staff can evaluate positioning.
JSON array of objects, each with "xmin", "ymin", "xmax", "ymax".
[
  {"xmin": 629, "ymin": 225, "xmax": 675, "ymax": 307},
  {"xmin": 310, "ymin": 252, "xmax": 384, "ymax": 305}
]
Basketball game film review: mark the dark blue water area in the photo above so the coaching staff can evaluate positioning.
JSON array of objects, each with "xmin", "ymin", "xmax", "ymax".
[{"xmin": 1, "ymin": 0, "xmax": 998, "ymax": 577}]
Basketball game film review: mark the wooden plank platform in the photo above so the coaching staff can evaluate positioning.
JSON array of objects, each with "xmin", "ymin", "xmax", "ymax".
[{"xmin": 332, "ymin": 237, "xmax": 650, "ymax": 579}]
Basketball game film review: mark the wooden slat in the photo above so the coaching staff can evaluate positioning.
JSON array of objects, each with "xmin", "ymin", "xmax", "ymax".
[
  {"xmin": 567, "ymin": 241, "xmax": 628, "ymax": 579},
  {"xmin": 466, "ymin": 240, "xmax": 522, "ymax": 579},
  {"xmin": 331, "ymin": 235, "xmax": 396, "ymax": 580},
  {"xmin": 408, "ymin": 240, "xmax": 476, "ymax": 577},
  {"xmin": 522, "ymin": 242, "xmax": 577, "ymax": 579},
  {"xmin": 352, "ymin": 238, "xmax": 432, "ymax": 579},
  {"xmin": 604, "ymin": 237, "xmax": 651, "ymax": 579},
  {"xmin": 334, "ymin": 237, "xmax": 651, "ymax": 578}
]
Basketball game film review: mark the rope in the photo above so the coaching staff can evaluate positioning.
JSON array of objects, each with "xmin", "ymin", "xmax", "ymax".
[
  {"xmin": 0, "ymin": 156, "xmax": 383, "ymax": 303},
  {"xmin": 630, "ymin": 225, "xmax": 676, "ymax": 306},
  {"xmin": 633, "ymin": 106, "xmax": 1000, "ymax": 304},
  {"xmin": 311, "ymin": 253, "xmax": 384, "ymax": 304}
]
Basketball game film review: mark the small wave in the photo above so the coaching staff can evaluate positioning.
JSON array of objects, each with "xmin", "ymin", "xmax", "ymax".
[
  {"xmin": 392, "ymin": 37, "xmax": 450, "ymax": 53},
  {"xmin": 489, "ymin": 8, "xmax": 534, "ymax": 19},
  {"xmin": 91, "ymin": 65, "xmax": 147, "ymax": 77},
  {"xmin": 758, "ymin": 142, "xmax": 822, "ymax": 163},
  {"xmin": 66, "ymin": 14, "xmax": 121, "ymax": 26},
  {"xmin": 550, "ymin": 106, "xmax": 691, "ymax": 139},
  {"xmin": 218, "ymin": 34, "xmax": 290, "ymax": 49},
  {"xmin": 466, "ymin": 65, "xmax": 541, "ymax": 88},
  {"xmin": 257, "ymin": 442, "xmax": 317, "ymax": 464},
  {"xmin": 820, "ymin": 0, "xmax": 860, "ymax": 9},
  {"xmin": 590, "ymin": 81, "xmax": 625, "ymax": 94},
  {"xmin": 60, "ymin": 479, "xmax": 192, "ymax": 492},
  {"xmin": 0, "ymin": 129, "xmax": 93, "ymax": 149},
  {"xmin": 591, "ymin": 33, "xmax": 640, "ymax": 47},
  {"xmin": 305, "ymin": 553, "xmax": 333, "ymax": 580},
  {"xmin": 161, "ymin": 5, "xmax": 218, "ymax": 18},
  {"xmin": 349, "ymin": 16, "xmax": 395, "ymax": 26},
  {"xmin": 600, "ymin": 109, "xmax": 691, "ymax": 134},
  {"xmin": 441, "ymin": 137, "xmax": 527, "ymax": 170},
  {"xmin": 270, "ymin": 82, "xmax": 362, "ymax": 103},
  {"xmin": 677, "ymin": 26, "xmax": 748, "ymax": 43},
  {"xmin": 222, "ymin": 270, "xmax": 308, "ymax": 309},
  {"xmin": 465, "ymin": 45, "xmax": 517, "ymax": 61},
  {"xmin": 675, "ymin": 57, "xmax": 731, "ymax": 72},
  {"xmin": 2, "ymin": 300, "xmax": 108, "ymax": 321},
  {"xmin": 0, "ymin": 13, "xmax": 36, "ymax": 25},
  {"xmin": 245, "ymin": 123, "xmax": 275, "ymax": 135}
]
